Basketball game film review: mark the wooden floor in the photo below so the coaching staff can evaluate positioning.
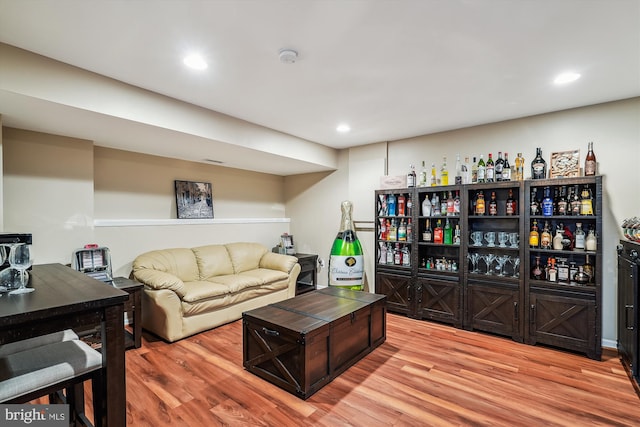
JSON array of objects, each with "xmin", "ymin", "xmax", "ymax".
[{"xmin": 78, "ymin": 314, "xmax": 640, "ymax": 426}]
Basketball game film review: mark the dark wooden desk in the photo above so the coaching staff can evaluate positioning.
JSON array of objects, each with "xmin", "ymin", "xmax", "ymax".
[
  {"xmin": 112, "ymin": 276, "xmax": 143, "ymax": 349},
  {"xmin": 0, "ymin": 263, "xmax": 128, "ymax": 427}
]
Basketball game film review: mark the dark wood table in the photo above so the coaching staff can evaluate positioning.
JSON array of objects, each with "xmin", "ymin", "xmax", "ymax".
[
  {"xmin": 0, "ymin": 263, "xmax": 129, "ymax": 427},
  {"xmin": 112, "ymin": 276, "xmax": 143, "ymax": 349}
]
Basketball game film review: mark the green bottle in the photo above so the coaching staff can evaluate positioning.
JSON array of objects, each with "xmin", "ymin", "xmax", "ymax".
[{"xmin": 329, "ymin": 200, "xmax": 364, "ymax": 290}]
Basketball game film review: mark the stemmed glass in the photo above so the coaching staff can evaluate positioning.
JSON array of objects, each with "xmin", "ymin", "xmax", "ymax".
[
  {"xmin": 495, "ymin": 255, "xmax": 510, "ymax": 277},
  {"xmin": 483, "ymin": 253, "xmax": 497, "ymax": 275},
  {"xmin": 467, "ymin": 253, "xmax": 480, "ymax": 274},
  {"xmin": 511, "ymin": 257, "xmax": 521, "ymax": 278},
  {"xmin": 8, "ymin": 244, "xmax": 34, "ymax": 294}
]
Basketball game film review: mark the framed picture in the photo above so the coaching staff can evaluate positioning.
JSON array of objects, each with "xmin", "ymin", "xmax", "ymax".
[
  {"xmin": 549, "ymin": 150, "xmax": 580, "ymax": 178},
  {"xmin": 174, "ymin": 180, "xmax": 214, "ymax": 219}
]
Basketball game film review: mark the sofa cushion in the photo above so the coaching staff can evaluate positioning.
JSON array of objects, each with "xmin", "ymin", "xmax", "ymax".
[
  {"xmin": 239, "ymin": 268, "xmax": 289, "ymax": 285},
  {"xmin": 132, "ymin": 248, "xmax": 199, "ymax": 283},
  {"xmin": 192, "ymin": 245, "xmax": 234, "ymax": 279},
  {"xmin": 180, "ymin": 280, "xmax": 231, "ymax": 303},
  {"xmin": 225, "ymin": 242, "xmax": 267, "ymax": 273}
]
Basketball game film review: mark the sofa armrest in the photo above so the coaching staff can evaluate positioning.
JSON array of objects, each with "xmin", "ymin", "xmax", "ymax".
[
  {"xmin": 132, "ymin": 269, "xmax": 187, "ymax": 298},
  {"xmin": 259, "ymin": 252, "xmax": 298, "ymax": 274}
]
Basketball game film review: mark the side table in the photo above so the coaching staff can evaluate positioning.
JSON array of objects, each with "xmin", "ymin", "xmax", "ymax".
[
  {"xmin": 294, "ymin": 253, "xmax": 318, "ymax": 295},
  {"xmin": 112, "ymin": 277, "xmax": 143, "ymax": 349}
]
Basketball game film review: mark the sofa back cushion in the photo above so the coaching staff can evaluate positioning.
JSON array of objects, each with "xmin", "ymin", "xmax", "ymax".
[
  {"xmin": 132, "ymin": 248, "xmax": 199, "ymax": 282},
  {"xmin": 225, "ymin": 242, "xmax": 268, "ymax": 273},
  {"xmin": 192, "ymin": 245, "xmax": 234, "ymax": 279}
]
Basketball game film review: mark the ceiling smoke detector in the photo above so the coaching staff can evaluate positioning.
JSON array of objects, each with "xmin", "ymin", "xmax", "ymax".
[{"xmin": 279, "ymin": 49, "xmax": 298, "ymax": 64}]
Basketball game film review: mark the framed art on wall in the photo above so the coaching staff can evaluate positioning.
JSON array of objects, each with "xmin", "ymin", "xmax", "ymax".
[
  {"xmin": 549, "ymin": 149, "xmax": 580, "ymax": 178},
  {"xmin": 175, "ymin": 180, "xmax": 214, "ymax": 219}
]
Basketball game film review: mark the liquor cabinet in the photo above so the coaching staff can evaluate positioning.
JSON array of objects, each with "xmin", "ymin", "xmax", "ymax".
[
  {"xmin": 617, "ymin": 239, "xmax": 640, "ymax": 392},
  {"xmin": 374, "ymin": 175, "xmax": 603, "ymax": 359}
]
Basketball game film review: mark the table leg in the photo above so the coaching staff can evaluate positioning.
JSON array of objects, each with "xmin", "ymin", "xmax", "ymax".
[{"xmin": 98, "ymin": 304, "xmax": 125, "ymax": 427}]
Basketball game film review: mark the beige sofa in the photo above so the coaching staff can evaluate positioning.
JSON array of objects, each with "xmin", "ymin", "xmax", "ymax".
[{"xmin": 131, "ymin": 242, "xmax": 300, "ymax": 342}]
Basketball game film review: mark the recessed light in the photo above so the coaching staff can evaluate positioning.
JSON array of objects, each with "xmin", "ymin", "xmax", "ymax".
[
  {"xmin": 336, "ymin": 124, "xmax": 351, "ymax": 133},
  {"xmin": 554, "ymin": 72, "xmax": 581, "ymax": 85},
  {"xmin": 183, "ymin": 54, "xmax": 208, "ymax": 70}
]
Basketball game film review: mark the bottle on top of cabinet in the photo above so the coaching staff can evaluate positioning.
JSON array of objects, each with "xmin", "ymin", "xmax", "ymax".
[
  {"xmin": 584, "ymin": 142, "xmax": 597, "ymax": 176},
  {"xmin": 531, "ymin": 148, "xmax": 546, "ymax": 179}
]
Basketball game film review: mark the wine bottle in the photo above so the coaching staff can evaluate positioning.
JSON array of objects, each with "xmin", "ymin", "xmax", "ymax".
[
  {"xmin": 419, "ymin": 161, "xmax": 428, "ymax": 187},
  {"xmin": 430, "ymin": 163, "xmax": 437, "ymax": 186},
  {"xmin": 502, "ymin": 152, "xmax": 511, "ymax": 181},
  {"xmin": 329, "ymin": 200, "xmax": 364, "ymax": 290},
  {"xmin": 531, "ymin": 147, "xmax": 546, "ymax": 179},
  {"xmin": 584, "ymin": 141, "xmax": 596, "ymax": 176},
  {"xmin": 506, "ymin": 188, "xmax": 517, "ymax": 216},
  {"xmin": 471, "ymin": 156, "xmax": 478, "ymax": 184},
  {"xmin": 515, "ymin": 152, "xmax": 525, "ymax": 181},
  {"xmin": 495, "ymin": 151, "xmax": 504, "ymax": 181},
  {"xmin": 486, "ymin": 153, "xmax": 495, "ymax": 182},
  {"xmin": 441, "ymin": 156, "xmax": 449, "ymax": 186},
  {"xmin": 477, "ymin": 155, "xmax": 486, "ymax": 183},
  {"xmin": 488, "ymin": 191, "xmax": 498, "ymax": 216},
  {"xmin": 407, "ymin": 164, "xmax": 416, "ymax": 187},
  {"xmin": 455, "ymin": 154, "xmax": 462, "ymax": 184}
]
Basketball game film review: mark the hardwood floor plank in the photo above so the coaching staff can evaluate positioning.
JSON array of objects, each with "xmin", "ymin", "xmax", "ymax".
[{"xmin": 31, "ymin": 312, "xmax": 640, "ymax": 426}]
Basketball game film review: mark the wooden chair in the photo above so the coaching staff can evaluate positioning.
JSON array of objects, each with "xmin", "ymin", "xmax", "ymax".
[{"xmin": 0, "ymin": 336, "xmax": 103, "ymax": 427}]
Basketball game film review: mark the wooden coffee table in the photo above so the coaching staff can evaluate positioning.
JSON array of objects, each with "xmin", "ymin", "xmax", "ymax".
[{"xmin": 242, "ymin": 287, "xmax": 386, "ymax": 399}]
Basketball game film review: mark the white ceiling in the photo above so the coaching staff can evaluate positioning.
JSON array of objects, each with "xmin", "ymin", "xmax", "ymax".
[{"xmin": 0, "ymin": 0, "xmax": 639, "ymax": 174}]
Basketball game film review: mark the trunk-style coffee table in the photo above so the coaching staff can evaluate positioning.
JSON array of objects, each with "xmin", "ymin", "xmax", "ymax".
[{"xmin": 242, "ymin": 287, "xmax": 386, "ymax": 399}]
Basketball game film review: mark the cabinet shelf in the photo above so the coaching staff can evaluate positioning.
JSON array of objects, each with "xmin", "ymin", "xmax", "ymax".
[{"xmin": 375, "ymin": 175, "xmax": 602, "ymax": 359}]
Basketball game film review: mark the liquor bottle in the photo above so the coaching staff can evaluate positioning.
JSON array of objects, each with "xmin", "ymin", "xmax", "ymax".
[
  {"xmin": 506, "ymin": 188, "xmax": 517, "ymax": 216},
  {"xmin": 440, "ymin": 192, "xmax": 447, "ymax": 216},
  {"xmin": 471, "ymin": 156, "xmax": 479, "ymax": 184},
  {"xmin": 548, "ymin": 257, "xmax": 558, "ymax": 282},
  {"xmin": 386, "ymin": 243, "xmax": 394, "ymax": 264},
  {"xmin": 486, "ymin": 153, "xmax": 495, "ymax": 182},
  {"xmin": 407, "ymin": 164, "xmax": 416, "ymax": 188},
  {"xmin": 502, "ymin": 152, "xmax": 511, "ymax": 181},
  {"xmin": 440, "ymin": 156, "xmax": 449, "ymax": 186},
  {"xmin": 583, "ymin": 254, "xmax": 594, "ymax": 283},
  {"xmin": 584, "ymin": 141, "xmax": 597, "ymax": 176},
  {"xmin": 570, "ymin": 185, "xmax": 581, "ymax": 215},
  {"xmin": 574, "ymin": 265, "xmax": 590, "ymax": 285},
  {"xmin": 394, "ymin": 243, "xmax": 401, "ymax": 265},
  {"xmin": 379, "ymin": 218, "xmax": 387, "ymax": 240},
  {"xmin": 562, "ymin": 223, "xmax": 574, "ymax": 250},
  {"xmin": 453, "ymin": 190, "xmax": 461, "ymax": 215},
  {"xmin": 530, "ymin": 188, "xmax": 540, "ymax": 215},
  {"xmin": 455, "ymin": 154, "xmax": 462, "ymax": 184},
  {"xmin": 552, "ymin": 227, "xmax": 564, "ymax": 250},
  {"xmin": 329, "ymin": 200, "xmax": 364, "ymax": 290},
  {"xmin": 387, "ymin": 193, "xmax": 396, "ymax": 216},
  {"xmin": 585, "ymin": 227, "xmax": 597, "ymax": 251},
  {"xmin": 475, "ymin": 190, "xmax": 486, "ymax": 215},
  {"xmin": 389, "ymin": 218, "xmax": 397, "ymax": 241},
  {"xmin": 556, "ymin": 186, "xmax": 568, "ymax": 215},
  {"xmin": 477, "ymin": 155, "xmax": 486, "ymax": 183},
  {"xmin": 419, "ymin": 161, "xmax": 428, "ymax": 187},
  {"xmin": 515, "ymin": 152, "xmax": 525, "ymax": 181},
  {"xmin": 574, "ymin": 222, "xmax": 585, "ymax": 250},
  {"xmin": 531, "ymin": 255, "xmax": 543, "ymax": 280},
  {"xmin": 385, "ymin": 219, "xmax": 391, "ymax": 241},
  {"xmin": 431, "ymin": 193, "xmax": 440, "ymax": 216},
  {"xmin": 540, "ymin": 221, "xmax": 552, "ymax": 249},
  {"xmin": 407, "ymin": 218, "xmax": 413, "ymax": 242},
  {"xmin": 434, "ymin": 219, "xmax": 443, "ymax": 244},
  {"xmin": 443, "ymin": 218, "xmax": 453, "ymax": 245},
  {"xmin": 379, "ymin": 242, "xmax": 387, "ymax": 264},
  {"xmin": 529, "ymin": 220, "xmax": 540, "ymax": 248},
  {"xmin": 406, "ymin": 194, "xmax": 413, "ymax": 216},
  {"xmin": 557, "ymin": 258, "xmax": 570, "ymax": 283},
  {"xmin": 398, "ymin": 194, "xmax": 406, "ymax": 216},
  {"xmin": 423, "ymin": 219, "xmax": 433, "ymax": 242},
  {"xmin": 495, "ymin": 151, "xmax": 504, "ymax": 181},
  {"xmin": 462, "ymin": 156, "xmax": 471, "ymax": 184},
  {"xmin": 446, "ymin": 191, "xmax": 455, "ymax": 216},
  {"xmin": 531, "ymin": 147, "xmax": 546, "ymax": 179},
  {"xmin": 402, "ymin": 246, "xmax": 411, "ymax": 266},
  {"xmin": 398, "ymin": 219, "xmax": 407, "ymax": 241},
  {"xmin": 430, "ymin": 162, "xmax": 437, "ymax": 186},
  {"xmin": 488, "ymin": 191, "xmax": 498, "ymax": 216},
  {"xmin": 541, "ymin": 186, "xmax": 554, "ymax": 217},
  {"xmin": 580, "ymin": 185, "xmax": 594, "ymax": 215},
  {"xmin": 421, "ymin": 194, "xmax": 432, "ymax": 216},
  {"xmin": 453, "ymin": 224, "xmax": 461, "ymax": 245}
]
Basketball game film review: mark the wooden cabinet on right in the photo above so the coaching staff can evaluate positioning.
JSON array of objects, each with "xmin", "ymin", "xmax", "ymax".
[{"xmin": 617, "ymin": 240, "xmax": 640, "ymax": 393}]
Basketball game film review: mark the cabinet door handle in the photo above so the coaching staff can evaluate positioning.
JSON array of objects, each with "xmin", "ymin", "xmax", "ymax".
[
  {"xmin": 417, "ymin": 284, "xmax": 422, "ymax": 304},
  {"xmin": 530, "ymin": 304, "xmax": 536, "ymax": 325},
  {"xmin": 407, "ymin": 284, "xmax": 411, "ymax": 302},
  {"xmin": 513, "ymin": 301, "xmax": 519, "ymax": 322},
  {"xmin": 625, "ymin": 305, "xmax": 635, "ymax": 330}
]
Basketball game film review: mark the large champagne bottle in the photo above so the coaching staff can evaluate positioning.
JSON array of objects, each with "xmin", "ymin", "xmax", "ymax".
[{"xmin": 329, "ymin": 200, "xmax": 364, "ymax": 290}]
